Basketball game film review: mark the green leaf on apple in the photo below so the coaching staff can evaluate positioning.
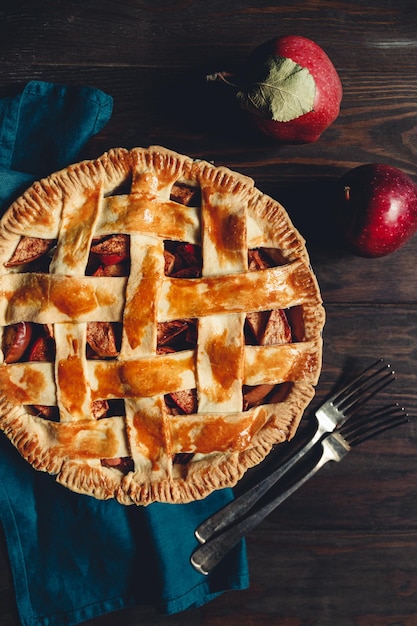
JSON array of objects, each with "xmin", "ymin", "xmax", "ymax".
[{"xmin": 236, "ymin": 56, "xmax": 315, "ymax": 122}]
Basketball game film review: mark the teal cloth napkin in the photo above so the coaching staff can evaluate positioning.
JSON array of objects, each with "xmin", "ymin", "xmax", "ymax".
[{"xmin": 0, "ymin": 81, "xmax": 249, "ymax": 626}]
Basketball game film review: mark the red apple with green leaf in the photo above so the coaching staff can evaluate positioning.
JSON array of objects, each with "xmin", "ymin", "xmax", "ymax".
[
  {"xmin": 336, "ymin": 163, "xmax": 417, "ymax": 257},
  {"xmin": 208, "ymin": 35, "xmax": 342, "ymax": 144}
]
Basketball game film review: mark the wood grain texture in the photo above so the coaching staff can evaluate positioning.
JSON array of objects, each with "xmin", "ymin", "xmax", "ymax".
[{"xmin": 1, "ymin": 1, "xmax": 417, "ymax": 624}]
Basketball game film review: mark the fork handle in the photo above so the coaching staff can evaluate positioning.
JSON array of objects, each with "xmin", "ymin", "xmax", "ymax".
[
  {"xmin": 195, "ymin": 427, "xmax": 323, "ymax": 544},
  {"xmin": 191, "ymin": 448, "xmax": 329, "ymax": 575}
]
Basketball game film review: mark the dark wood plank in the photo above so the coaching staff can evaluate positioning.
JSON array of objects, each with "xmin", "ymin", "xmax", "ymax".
[
  {"xmin": 243, "ymin": 529, "xmax": 417, "ymax": 626},
  {"xmin": 0, "ymin": 0, "xmax": 416, "ymax": 72}
]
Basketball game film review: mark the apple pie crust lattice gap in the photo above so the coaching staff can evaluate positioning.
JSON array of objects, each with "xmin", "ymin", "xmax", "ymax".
[{"xmin": 0, "ymin": 146, "xmax": 324, "ymax": 505}]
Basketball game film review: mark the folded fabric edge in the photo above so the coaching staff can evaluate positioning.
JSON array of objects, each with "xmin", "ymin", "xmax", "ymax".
[
  {"xmin": 21, "ymin": 574, "xmax": 250, "ymax": 626},
  {"xmin": 159, "ymin": 571, "xmax": 251, "ymax": 616},
  {"xmin": 21, "ymin": 81, "xmax": 113, "ymax": 137},
  {"xmin": 0, "ymin": 477, "xmax": 33, "ymax": 624},
  {"xmin": 28, "ymin": 595, "xmax": 135, "ymax": 626}
]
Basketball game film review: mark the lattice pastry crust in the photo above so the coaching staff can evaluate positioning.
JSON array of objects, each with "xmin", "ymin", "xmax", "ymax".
[{"xmin": 0, "ymin": 146, "xmax": 324, "ymax": 504}]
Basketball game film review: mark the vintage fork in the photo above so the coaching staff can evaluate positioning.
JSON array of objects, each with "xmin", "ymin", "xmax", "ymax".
[
  {"xmin": 191, "ymin": 402, "xmax": 409, "ymax": 575},
  {"xmin": 195, "ymin": 359, "xmax": 395, "ymax": 545}
]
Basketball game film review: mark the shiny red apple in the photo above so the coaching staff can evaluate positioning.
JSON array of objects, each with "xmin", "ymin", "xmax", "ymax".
[
  {"xmin": 336, "ymin": 163, "xmax": 417, "ymax": 257},
  {"xmin": 215, "ymin": 35, "xmax": 342, "ymax": 144}
]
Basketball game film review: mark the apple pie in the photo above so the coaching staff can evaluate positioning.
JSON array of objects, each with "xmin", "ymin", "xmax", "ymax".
[{"xmin": 0, "ymin": 146, "xmax": 324, "ymax": 504}]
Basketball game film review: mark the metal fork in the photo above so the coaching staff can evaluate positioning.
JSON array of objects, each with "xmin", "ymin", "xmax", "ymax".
[
  {"xmin": 191, "ymin": 402, "xmax": 409, "ymax": 575},
  {"xmin": 195, "ymin": 359, "xmax": 395, "ymax": 545}
]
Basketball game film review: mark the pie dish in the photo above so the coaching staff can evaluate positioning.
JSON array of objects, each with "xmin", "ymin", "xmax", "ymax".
[{"xmin": 0, "ymin": 146, "xmax": 324, "ymax": 505}]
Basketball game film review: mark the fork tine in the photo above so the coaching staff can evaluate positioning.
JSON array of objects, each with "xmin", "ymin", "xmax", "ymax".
[
  {"xmin": 329, "ymin": 359, "xmax": 385, "ymax": 406},
  {"xmin": 331, "ymin": 360, "xmax": 395, "ymax": 416},
  {"xmin": 340, "ymin": 403, "xmax": 410, "ymax": 447},
  {"xmin": 337, "ymin": 367, "xmax": 395, "ymax": 415}
]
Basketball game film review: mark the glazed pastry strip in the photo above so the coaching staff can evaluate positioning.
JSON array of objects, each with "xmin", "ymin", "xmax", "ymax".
[
  {"xmin": 121, "ymin": 235, "xmax": 164, "ymax": 357},
  {"xmin": 50, "ymin": 416, "xmax": 130, "ymax": 459},
  {"xmin": 0, "ymin": 273, "xmax": 126, "ymax": 325},
  {"xmin": 54, "ymin": 322, "xmax": 91, "ymax": 422},
  {"xmin": 49, "ymin": 186, "xmax": 102, "ymax": 275},
  {"xmin": 169, "ymin": 404, "xmax": 272, "ymax": 455},
  {"xmin": 0, "ymin": 261, "xmax": 311, "ymax": 326},
  {"xmin": 196, "ymin": 177, "xmax": 248, "ymax": 413},
  {"xmin": 120, "ymin": 233, "xmax": 173, "ymax": 477},
  {"xmin": 160, "ymin": 259, "xmax": 315, "ymax": 321},
  {"xmin": 97, "ymin": 194, "xmax": 200, "ymax": 244},
  {"xmin": 48, "ymin": 190, "xmax": 101, "ymax": 422}
]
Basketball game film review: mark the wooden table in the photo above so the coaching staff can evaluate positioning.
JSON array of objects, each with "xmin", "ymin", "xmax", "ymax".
[{"xmin": 1, "ymin": 1, "xmax": 417, "ymax": 624}]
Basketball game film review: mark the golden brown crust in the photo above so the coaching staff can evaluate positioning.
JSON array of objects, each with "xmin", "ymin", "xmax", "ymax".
[{"xmin": 0, "ymin": 146, "xmax": 324, "ymax": 504}]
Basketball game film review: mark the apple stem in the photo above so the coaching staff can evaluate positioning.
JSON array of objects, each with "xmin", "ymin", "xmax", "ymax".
[{"xmin": 206, "ymin": 71, "xmax": 240, "ymax": 88}]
